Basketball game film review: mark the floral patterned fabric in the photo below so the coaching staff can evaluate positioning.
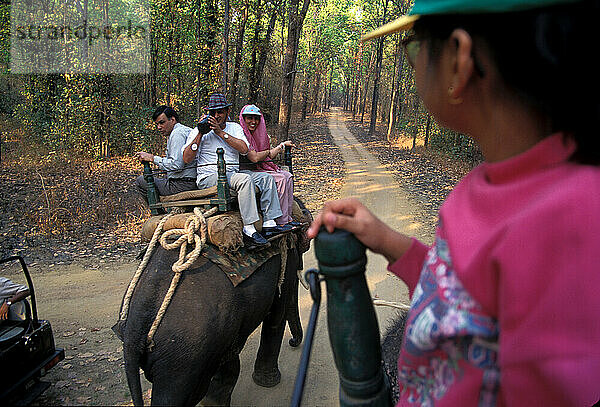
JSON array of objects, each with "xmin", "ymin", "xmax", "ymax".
[{"xmin": 398, "ymin": 227, "xmax": 499, "ymax": 406}]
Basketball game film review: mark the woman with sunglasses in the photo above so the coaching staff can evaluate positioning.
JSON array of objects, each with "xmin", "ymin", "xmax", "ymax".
[{"xmin": 308, "ymin": 0, "xmax": 599, "ymax": 405}]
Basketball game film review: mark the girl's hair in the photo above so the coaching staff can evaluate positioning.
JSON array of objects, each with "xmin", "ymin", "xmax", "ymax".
[{"xmin": 414, "ymin": 0, "xmax": 599, "ymax": 165}]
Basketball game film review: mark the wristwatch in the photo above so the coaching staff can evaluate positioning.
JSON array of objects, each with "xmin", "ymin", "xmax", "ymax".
[
  {"xmin": 191, "ymin": 143, "xmax": 198, "ymax": 151},
  {"xmin": 222, "ymin": 133, "xmax": 229, "ymax": 140},
  {"xmin": 5, "ymin": 300, "xmax": 11, "ymax": 307}
]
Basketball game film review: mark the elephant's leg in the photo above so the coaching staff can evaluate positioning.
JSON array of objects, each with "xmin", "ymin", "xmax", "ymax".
[
  {"xmin": 253, "ymin": 251, "xmax": 300, "ymax": 387},
  {"xmin": 287, "ymin": 277, "xmax": 303, "ymax": 347},
  {"xmin": 201, "ymin": 355, "xmax": 241, "ymax": 406},
  {"xmin": 252, "ymin": 308, "xmax": 286, "ymax": 387}
]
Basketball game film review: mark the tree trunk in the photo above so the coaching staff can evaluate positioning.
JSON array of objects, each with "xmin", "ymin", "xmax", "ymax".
[
  {"xmin": 327, "ymin": 63, "xmax": 333, "ymax": 108},
  {"xmin": 277, "ymin": 0, "xmax": 311, "ymax": 142},
  {"xmin": 387, "ymin": 34, "xmax": 403, "ymax": 141},
  {"xmin": 368, "ymin": 0, "xmax": 389, "ymax": 136},
  {"xmin": 351, "ymin": 44, "xmax": 362, "ymax": 117},
  {"xmin": 221, "ymin": 0, "xmax": 230, "ymax": 93},
  {"xmin": 424, "ymin": 114, "xmax": 432, "ymax": 148},
  {"xmin": 360, "ymin": 48, "xmax": 374, "ymax": 123},
  {"xmin": 311, "ymin": 72, "xmax": 321, "ymax": 113},
  {"xmin": 411, "ymin": 101, "xmax": 419, "ymax": 148},
  {"xmin": 248, "ymin": 0, "xmax": 263, "ymax": 105},
  {"xmin": 301, "ymin": 71, "xmax": 311, "ymax": 121},
  {"xmin": 249, "ymin": 0, "xmax": 281, "ymax": 103},
  {"xmin": 229, "ymin": 4, "xmax": 249, "ymax": 113}
]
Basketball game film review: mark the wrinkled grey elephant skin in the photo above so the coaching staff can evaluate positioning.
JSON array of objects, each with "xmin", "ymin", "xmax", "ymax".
[{"xmin": 116, "ymin": 245, "xmax": 303, "ymax": 406}]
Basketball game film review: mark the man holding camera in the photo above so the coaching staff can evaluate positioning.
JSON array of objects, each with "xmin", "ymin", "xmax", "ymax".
[{"xmin": 182, "ymin": 93, "xmax": 291, "ymax": 249}]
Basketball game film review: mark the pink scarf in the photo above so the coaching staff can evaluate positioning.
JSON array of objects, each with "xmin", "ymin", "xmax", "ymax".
[{"xmin": 239, "ymin": 105, "xmax": 279, "ymax": 172}]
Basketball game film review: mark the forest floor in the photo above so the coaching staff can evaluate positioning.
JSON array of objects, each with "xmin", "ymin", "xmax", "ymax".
[{"xmin": 0, "ymin": 110, "xmax": 474, "ymax": 405}]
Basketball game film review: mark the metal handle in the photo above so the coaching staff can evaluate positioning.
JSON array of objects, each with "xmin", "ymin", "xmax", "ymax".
[
  {"xmin": 290, "ymin": 269, "xmax": 321, "ymax": 407},
  {"xmin": 284, "ymin": 145, "xmax": 293, "ymax": 174},
  {"xmin": 143, "ymin": 161, "xmax": 160, "ymax": 216}
]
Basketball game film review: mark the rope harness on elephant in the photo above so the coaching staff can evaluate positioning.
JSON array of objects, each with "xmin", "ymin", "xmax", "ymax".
[
  {"xmin": 118, "ymin": 205, "xmax": 298, "ymax": 351},
  {"xmin": 118, "ymin": 206, "xmax": 218, "ymax": 350},
  {"xmin": 277, "ymin": 235, "xmax": 289, "ymax": 295},
  {"xmin": 146, "ymin": 206, "xmax": 218, "ymax": 350}
]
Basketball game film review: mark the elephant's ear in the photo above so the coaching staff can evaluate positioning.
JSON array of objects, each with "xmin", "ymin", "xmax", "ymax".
[
  {"xmin": 292, "ymin": 196, "xmax": 313, "ymax": 226},
  {"xmin": 292, "ymin": 196, "xmax": 313, "ymax": 255},
  {"xmin": 112, "ymin": 320, "xmax": 126, "ymax": 342}
]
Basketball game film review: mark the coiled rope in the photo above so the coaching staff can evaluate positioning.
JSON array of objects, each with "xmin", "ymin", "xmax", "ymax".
[{"xmin": 118, "ymin": 206, "xmax": 218, "ymax": 351}]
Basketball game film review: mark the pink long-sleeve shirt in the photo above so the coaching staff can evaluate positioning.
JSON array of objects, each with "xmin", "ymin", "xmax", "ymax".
[{"xmin": 388, "ymin": 134, "xmax": 600, "ymax": 406}]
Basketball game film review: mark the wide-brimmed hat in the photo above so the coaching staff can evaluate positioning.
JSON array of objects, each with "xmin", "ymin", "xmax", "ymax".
[
  {"xmin": 241, "ymin": 104, "xmax": 262, "ymax": 116},
  {"xmin": 361, "ymin": 0, "xmax": 580, "ymax": 40},
  {"xmin": 205, "ymin": 93, "xmax": 232, "ymax": 111}
]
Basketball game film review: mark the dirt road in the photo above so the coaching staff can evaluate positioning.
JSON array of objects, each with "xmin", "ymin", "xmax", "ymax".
[
  {"xmin": 6, "ymin": 110, "xmax": 434, "ymax": 406},
  {"xmin": 231, "ymin": 109, "xmax": 435, "ymax": 406}
]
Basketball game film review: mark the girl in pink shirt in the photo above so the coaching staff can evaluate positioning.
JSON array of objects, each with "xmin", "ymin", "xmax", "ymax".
[{"xmin": 308, "ymin": 0, "xmax": 600, "ymax": 405}]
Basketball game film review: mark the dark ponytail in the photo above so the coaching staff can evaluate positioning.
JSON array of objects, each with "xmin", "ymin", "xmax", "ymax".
[{"xmin": 416, "ymin": 0, "xmax": 599, "ymax": 164}]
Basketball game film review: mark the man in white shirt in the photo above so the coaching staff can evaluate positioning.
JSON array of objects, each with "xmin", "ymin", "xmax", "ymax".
[
  {"xmin": 135, "ymin": 106, "xmax": 197, "ymax": 203},
  {"xmin": 183, "ymin": 93, "xmax": 291, "ymax": 249}
]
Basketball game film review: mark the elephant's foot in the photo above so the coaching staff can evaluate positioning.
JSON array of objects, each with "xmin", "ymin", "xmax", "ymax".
[{"xmin": 252, "ymin": 367, "xmax": 281, "ymax": 388}]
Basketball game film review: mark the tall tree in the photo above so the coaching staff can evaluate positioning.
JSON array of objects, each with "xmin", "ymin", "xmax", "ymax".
[
  {"xmin": 247, "ymin": 0, "xmax": 264, "ymax": 103},
  {"xmin": 229, "ymin": 2, "xmax": 249, "ymax": 111},
  {"xmin": 197, "ymin": 0, "xmax": 220, "ymax": 117},
  {"xmin": 248, "ymin": 0, "xmax": 282, "ymax": 103},
  {"xmin": 387, "ymin": 33, "xmax": 403, "ymax": 140},
  {"xmin": 277, "ymin": 0, "xmax": 310, "ymax": 142},
  {"xmin": 221, "ymin": 0, "xmax": 231, "ymax": 93},
  {"xmin": 368, "ymin": 0, "xmax": 389, "ymax": 136}
]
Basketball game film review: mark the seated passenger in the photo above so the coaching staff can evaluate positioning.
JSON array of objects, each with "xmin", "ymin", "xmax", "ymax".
[
  {"xmin": 0, "ymin": 277, "xmax": 30, "ymax": 321},
  {"xmin": 182, "ymin": 93, "xmax": 291, "ymax": 249},
  {"xmin": 135, "ymin": 106, "xmax": 197, "ymax": 203},
  {"xmin": 239, "ymin": 104, "xmax": 299, "ymax": 227}
]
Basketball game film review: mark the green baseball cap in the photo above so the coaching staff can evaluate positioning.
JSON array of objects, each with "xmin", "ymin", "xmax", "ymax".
[{"xmin": 361, "ymin": 0, "xmax": 581, "ymax": 40}]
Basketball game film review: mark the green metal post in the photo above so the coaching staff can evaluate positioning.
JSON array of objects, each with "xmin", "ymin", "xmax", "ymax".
[
  {"xmin": 314, "ymin": 228, "xmax": 391, "ymax": 407},
  {"xmin": 214, "ymin": 147, "xmax": 232, "ymax": 212},
  {"xmin": 284, "ymin": 145, "xmax": 293, "ymax": 175},
  {"xmin": 143, "ymin": 161, "xmax": 160, "ymax": 216}
]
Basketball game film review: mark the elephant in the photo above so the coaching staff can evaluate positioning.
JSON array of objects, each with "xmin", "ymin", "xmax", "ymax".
[
  {"xmin": 114, "ymin": 232, "xmax": 306, "ymax": 406},
  {"xmin": 381, "ymin": 310, "xmax": 408, "ymax": 405}
]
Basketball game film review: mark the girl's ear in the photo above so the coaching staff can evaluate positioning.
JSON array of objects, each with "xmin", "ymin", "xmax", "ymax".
[{"xmin": 447, "ymin": 28, "xmax": 475, "ymax": 101}]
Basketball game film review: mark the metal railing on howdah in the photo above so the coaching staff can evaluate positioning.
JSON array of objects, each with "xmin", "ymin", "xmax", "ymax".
[{"xmin": 143, "ymin": 146, "xmax": 293, "ymax": 216}]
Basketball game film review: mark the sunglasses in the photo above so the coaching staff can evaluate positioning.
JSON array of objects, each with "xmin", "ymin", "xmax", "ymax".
[
  {"xmin": 401, "ymin": 32, "xmax": 486, "ymax": 77},
  {"xmin": 402, "ymin": 33, "xmax": 421, "ymax": 69}
]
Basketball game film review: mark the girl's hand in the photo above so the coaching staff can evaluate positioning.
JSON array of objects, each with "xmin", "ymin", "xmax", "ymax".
[{"xmin": 307, "ymin": 198, "xmax": 413, "ymax": 263}]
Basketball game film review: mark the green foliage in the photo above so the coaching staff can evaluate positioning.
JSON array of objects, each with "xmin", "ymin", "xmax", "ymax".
[{"xmin": 1, "ymin": 0, "xmax": 479, "ymax": 164}]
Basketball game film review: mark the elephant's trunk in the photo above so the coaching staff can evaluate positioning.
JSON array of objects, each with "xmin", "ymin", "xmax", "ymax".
[{"xmin": 124, "ymin": 355, "xmax": 144, "ymax": 406}]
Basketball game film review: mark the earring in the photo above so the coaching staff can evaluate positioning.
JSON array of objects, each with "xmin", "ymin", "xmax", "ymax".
[{"xmin": 448, "ymin": 87, "xmax": 463, "ymax": 105}]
